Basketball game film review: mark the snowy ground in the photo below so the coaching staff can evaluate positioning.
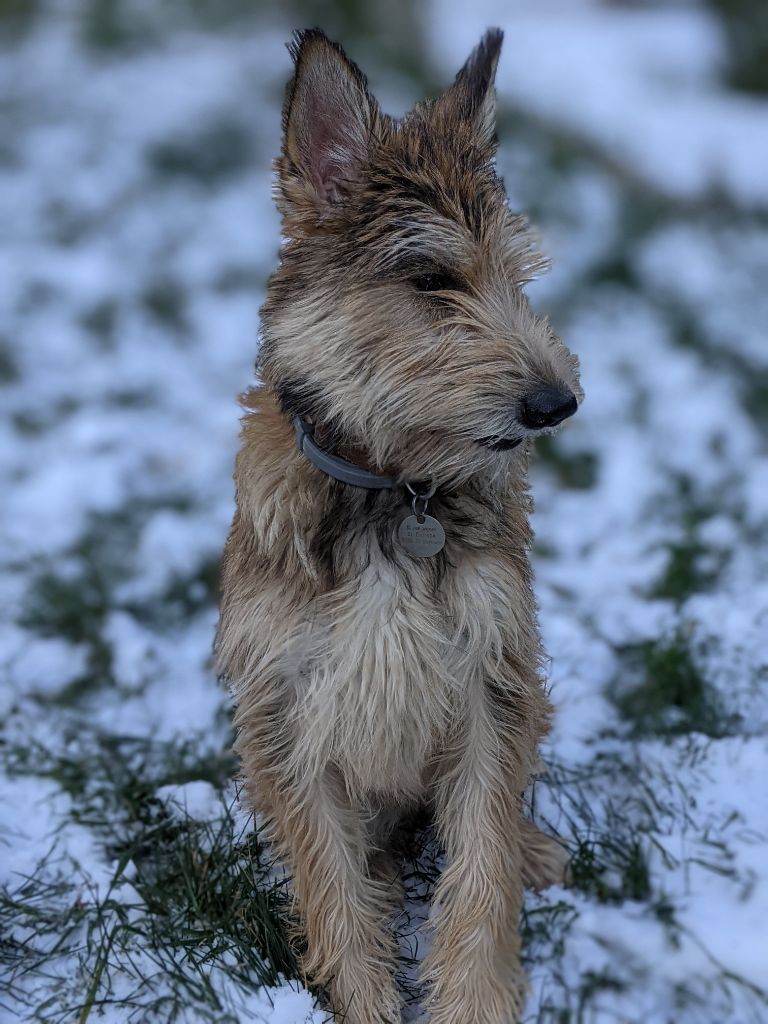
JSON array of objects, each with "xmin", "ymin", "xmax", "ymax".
[{"xmin": 1, "ymin": 1, "xmax": 767, "ymax": 1022}]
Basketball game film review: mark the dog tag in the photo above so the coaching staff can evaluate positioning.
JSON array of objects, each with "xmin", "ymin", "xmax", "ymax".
[{"xmin": 398, "ymin": 514, "xmax": 445, "ymax": 558}]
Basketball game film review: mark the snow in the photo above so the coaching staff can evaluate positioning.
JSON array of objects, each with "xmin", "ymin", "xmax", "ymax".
[
  {"xmin": 2, "ymin": 628, "xmax": 90, "ymax": 701},
  {"xmin": 156, "ymin": 780, "xmax": 222, "ymax": 821},
  {"xmin": 432, "ymin": 0, "xmax": 768, "ymax": 208},
  {"xmin": 1, "ymin": 1, "xmax": 767, "ymax": 1021},
  {"xmin": 224, "ymin": 983, "xmax": 327, "ymax": 1024}
]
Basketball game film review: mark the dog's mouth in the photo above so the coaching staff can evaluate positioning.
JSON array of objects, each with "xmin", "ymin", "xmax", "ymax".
[{"xmin": 475, "ymin": 436, "xmax": 524, "ymax": 452}]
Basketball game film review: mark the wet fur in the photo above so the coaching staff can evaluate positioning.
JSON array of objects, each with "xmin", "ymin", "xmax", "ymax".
[{"xmin": 216, "ymin": 27, "xmax": 581, "ymax": 1024}]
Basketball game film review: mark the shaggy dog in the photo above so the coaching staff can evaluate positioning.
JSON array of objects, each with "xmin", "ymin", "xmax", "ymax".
[{"xmin": 216, "ymin": 27, "xmax": 581, "ymax": 1024}]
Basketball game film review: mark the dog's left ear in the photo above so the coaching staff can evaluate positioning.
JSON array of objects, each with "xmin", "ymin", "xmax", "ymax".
[{"xmin": 436, "ymin": 28, "xmax": 503, "ymax": 153}]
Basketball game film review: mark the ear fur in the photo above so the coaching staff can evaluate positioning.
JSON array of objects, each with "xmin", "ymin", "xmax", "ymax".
[
  {"xmin": 436, "ymin": 28, "xmax": 503, "ymax": 152},
  {"xmin": 279, "ymin": 29, "xmax": 377, "ymax": 216}
]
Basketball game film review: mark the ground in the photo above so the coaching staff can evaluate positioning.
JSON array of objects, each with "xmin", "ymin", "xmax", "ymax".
[{"xmin": 1, "ymin": 2, "xmax": 767, "ymax": 1022}]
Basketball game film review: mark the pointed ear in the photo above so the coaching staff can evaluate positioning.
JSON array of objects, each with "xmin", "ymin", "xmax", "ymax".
[
  {"xmin": 280, "ymin": 30, "xmax": 377, "ymax": 213},
  {"xmin": 436, "ymin": 28, "xmax": 503, "ymax": 153}
]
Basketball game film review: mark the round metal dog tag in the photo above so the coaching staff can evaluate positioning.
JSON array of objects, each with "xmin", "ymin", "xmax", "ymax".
[{"xmin": 398, "ymin": 514, "xmax": 445, "ymax": 558}]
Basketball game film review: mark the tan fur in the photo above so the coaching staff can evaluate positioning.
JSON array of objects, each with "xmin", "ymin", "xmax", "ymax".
[{"xmin": 216, "ymin": 28, "xmax": 581, "ymax": 1024}]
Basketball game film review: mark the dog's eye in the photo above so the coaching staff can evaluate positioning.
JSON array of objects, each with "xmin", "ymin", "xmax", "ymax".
[{"xmin": 411, "ymin": 271, "xmax": 459, "ymax": 293}]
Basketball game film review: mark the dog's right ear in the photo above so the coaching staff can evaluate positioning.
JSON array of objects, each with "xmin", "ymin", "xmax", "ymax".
[{"xmin": 277, "ymin": 30, "xmax": 377, "ymax": 227}]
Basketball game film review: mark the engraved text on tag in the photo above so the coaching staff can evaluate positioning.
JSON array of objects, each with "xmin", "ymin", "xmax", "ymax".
[{"xmin": 398, "ymin": 514, "xmax": 446, "ymax": 558}]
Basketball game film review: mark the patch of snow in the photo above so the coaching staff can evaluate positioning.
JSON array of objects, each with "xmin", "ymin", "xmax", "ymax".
[
  {"xmin": 1, "ymin": 628, "xmax": 89, "ymax": 705},
  {"xmin": 156, "ymin": 779, "xmax": 221, "ymax": 821},
  {"xmin": 431, "ymin": 0, "xmax": 768, "ymax": 208}
]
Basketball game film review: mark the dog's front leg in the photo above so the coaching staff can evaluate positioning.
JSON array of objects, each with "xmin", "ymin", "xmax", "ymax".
[
  {"xmin": 422, "ymin": 693, "xmax": 534, "ymax": 1024},
  {"xmin": 266, "ymin": 764, "xmax": 402, "ymax": 1024}
]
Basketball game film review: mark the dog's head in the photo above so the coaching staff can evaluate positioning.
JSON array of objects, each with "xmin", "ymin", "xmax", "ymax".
[{"xmin": 260, "ymin": 28, "xmax": 582, "ymax": 484}]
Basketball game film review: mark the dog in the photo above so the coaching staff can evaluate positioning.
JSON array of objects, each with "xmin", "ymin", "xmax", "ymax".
[{"xmin": 215, "ymin": 26, "xmax": 582, "ymax": 1024}]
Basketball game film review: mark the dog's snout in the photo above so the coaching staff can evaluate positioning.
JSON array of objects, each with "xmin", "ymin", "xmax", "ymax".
[{"xmin": 520, "ymin": 385, "xmax": 578, "ymax": 430}]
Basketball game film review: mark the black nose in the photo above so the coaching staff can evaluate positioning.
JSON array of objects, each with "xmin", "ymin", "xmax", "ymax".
[{"xmin": 520, "ymin": 386, "xmax": 578, "ymax": 430}]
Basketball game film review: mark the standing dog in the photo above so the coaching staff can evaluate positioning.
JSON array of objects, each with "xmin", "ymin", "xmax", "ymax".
[{"xmin": 216, "ymin": 27, "xmax": 581, "ymax": 1024}]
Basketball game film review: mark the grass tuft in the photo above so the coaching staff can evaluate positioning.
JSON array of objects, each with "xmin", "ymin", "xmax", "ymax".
[
  {"xmin": 614, "ymin": 633, "xmax": 739, "ymax": 739},
  {"xmin": 80, "ymin": 299, "xmax": 120, "ymax": 348},
  {"xmin": 568, "ymin": 832, "xmax": 651, "ymax": 904},
  {"xmin": 147, "ymin": 119, "xmax": 253, "ymax": 185},
  {"xmin": 533, "ymin": 436, "xmax": 599, "ymax": 490},
  {"xmin": 142, "ymin": 277, "xmax": 189, "ymax": 334},
  {"xmin": 651, "ymin": 535, "xmax": 716, "ymax": 603},
  {"xmin": 0, "ymin": 338, "xmax": 18, "ymax": 382},
  {"xmin": 1, "ymin": 733, "xmax": 303, "ymax": 1023},
  {"xmin": 706, "ymin": 0, "xmax": 768, "ymax": 95}
]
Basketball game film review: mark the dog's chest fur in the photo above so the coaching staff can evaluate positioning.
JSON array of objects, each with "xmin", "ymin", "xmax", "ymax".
[
  {"xmin": 220, "ymin": 398, "xmax": 536, "ymax": 801},
  {"xmin": 298, "ymin": 538, "xmax": 521, "ymax": 797}
]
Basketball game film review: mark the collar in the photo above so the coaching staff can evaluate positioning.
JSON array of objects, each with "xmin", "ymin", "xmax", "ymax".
[{"xmin": 293, "ymin": 416, "xmax": 398, "ymax": 490}]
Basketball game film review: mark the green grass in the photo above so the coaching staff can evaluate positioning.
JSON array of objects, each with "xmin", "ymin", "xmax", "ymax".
[
  {"xmin": 0, "ymin": 0, "xmax": 40, "ymax": 37},
  {"xmin": 12, "ymin": 398, "xmax": 81, "ymax": 437},
  {"xmin": 19, "ymin": 515, "xmax": 136, "ymax": 667},
  {"xmin": 1, "ymin": 802, "xmax": 302, "ymax": 1023},
  {"xmin": 142, "ymin": 277, "xmax": 190, "ymax": 335},
  {"xmin": 523, "ymin": 756, "xmax": 768, "ymax": 1022},
  {"xmin": 0, "ymin": 338, "xmax": 18, "ymax": 383},
  {"xmin": 613, "ymin": 633, "xmax": 740, "ymax": 739},
  {"xmin": 19, "ymin": 564, "xmax": 117, "ymax": 695},
  {"xmin": 741, "ymin": 366, "xmax": 768, "ymax": 428},
  {"xmin": 706, "ymin": 0, "xmax": 768, "ymax": 95},
  {"xmin": 147, "ymin": 118, "xmax": 253, "ymax": 186},
  {"xmin": 77, "ymin": 0, "xmax": 432, "ymax": 76},
  {"xmin": 0, "ymin": 731, "xmax": 306, "ymax": 1022},
  {"xmin": 533, "ymin": 436, "xmax": 599, "ymax": 491},
  {"xmin": 16, "ymin": 500, "xmax": 207, "ymax": 702},
  {"xmin": 651, "ymin": 535, "xmax": 718, "ymax": 604},
  {"xmin": 567, "ymin": 831, "xmax": 651, "ymax": 904},
  {"xmin": 80, "ymin": 299, "xmax": 120, "ymax": 348},
  {"xmin": 645, "ymin": 474, "xmax": 733, "ymax": 605},
  {"xmin": 81, "ymin": 0, "xmax": 153, "ymax": 51}
]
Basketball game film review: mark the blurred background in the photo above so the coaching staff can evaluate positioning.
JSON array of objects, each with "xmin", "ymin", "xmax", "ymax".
[{"xmin": 1, "ymin": 1, "xmax": 767, "ymax": 1022}]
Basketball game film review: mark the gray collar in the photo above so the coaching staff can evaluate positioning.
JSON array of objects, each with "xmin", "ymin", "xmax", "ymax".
[{"xmin": 293, "ymin": 416, "xmax": 398, "ymax": 489}]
